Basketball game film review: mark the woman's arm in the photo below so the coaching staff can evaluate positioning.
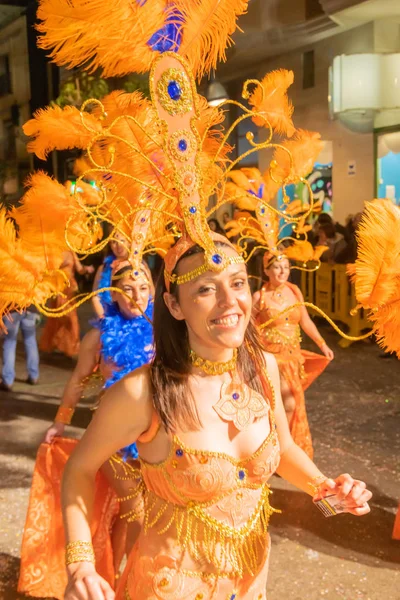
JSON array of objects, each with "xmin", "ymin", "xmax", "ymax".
[
  {"xmin": 62, "ymin": 368, "xmax": 153, "ymax": 597},
  {"xmin": 266, "ymin": 352, "xmax": 371, "ymax": 513},
  {"xmin": 92, "ymin": 265, "xmax": 105, "ymax": 319},
  {"xmin": 296, "ymin": 287, "xmax": 334, "ymax": 360},
  {"xmin": 43, "ymin": 329, "xmax": 101, "ymax": 443}
]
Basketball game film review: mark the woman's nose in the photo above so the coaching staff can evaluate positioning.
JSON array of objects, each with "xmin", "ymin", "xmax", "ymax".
[{"xmin": 218, "ymin": 286, "xmax": 236, "ymax": 308}]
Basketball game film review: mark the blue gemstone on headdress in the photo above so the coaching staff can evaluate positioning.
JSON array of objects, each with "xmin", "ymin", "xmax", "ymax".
[
  {"xmin": 230, "ymin": 595, "xmax": 237, "ymax": 600},
  {"xmin": 168, "ymin": 80, "xmax": 182, "ymax": 101},
  {"xmin": 140, "ymin": 217, "xmax": 146, "ymax": 223},
  {"xmin": 178, "ymin": 139, "xmax": 188, "ymax": 152},
  {"xmin": 134, "ymin": 250, "xmax": 138, "ymax": 255},
  {"xmin": 189, "ymin": 206, "xmax": 196, "ymax": 214},
  {"xmin": 260, "ymin": 206, "xmax": 266, "ymax": 215},
  {"xmin": 232, "ymin": 392, "xmax": 239, "ymax": 400},
  {"xmin": 176, "ymin": 448, "xmax": 184, "ymax": 457},
  {"xmin": 212, "ymin": 254, "xmax": 223, "ymax": 265},
  {"xmin": 134, "ymin": 271, "xmax": 139, "ymax": 276},
  {"xmin": 238, "ymin": 470, "xmax": 245, "ymax": 481}
]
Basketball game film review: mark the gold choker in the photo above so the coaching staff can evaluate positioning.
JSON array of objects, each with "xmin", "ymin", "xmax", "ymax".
[{"xmin": 190, "ymin": 349, "xmax": 238, "ymax": 375}]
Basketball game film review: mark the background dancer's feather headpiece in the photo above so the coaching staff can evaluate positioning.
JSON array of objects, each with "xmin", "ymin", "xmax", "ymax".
[
  {"xmin": 0, "ymin": 0, "xmax": 327, "ymax": 326},
  {"xmin": 349, "ymin": 199, "xmax": 400, "ymax": 358},
  {"xmin": 224, "ymin": 130, "xmax": 327, "ymax": 270}
]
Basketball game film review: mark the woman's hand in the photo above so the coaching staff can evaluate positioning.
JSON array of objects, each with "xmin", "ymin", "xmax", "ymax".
[
  {"xmin": 320, "ymin": 342, "xmax": 334, "ymax": 361},
  {"xmin": 65, "ymin": 562, "xmax": 115, "ymax": 600},
  {"xmin": 43, "ymin": 422, "xmax": 65, "ymax": 444},
  {"xmin": 314, "ymin": 474, "xmax": 372, "ymax": 516}
]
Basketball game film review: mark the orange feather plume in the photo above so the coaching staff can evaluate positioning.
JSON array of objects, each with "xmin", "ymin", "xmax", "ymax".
[
  {"xmin": 0, "ymin": 209, "xmax": 67, "ymax": 330},
  {"xmin": 176, "ymin": 0, "xmax": 248, "ymax": 80},
  {"xmin": 285, "ymin": 240, "xmax": 328, "ymax": 263},
  {"xmin": 12, "ymin": 172, "xmax": 101, "ymax": 256},
  {"xmin": 269, "ymin": 129, "xmax": 324, "ymax": 183},
  {"xmin": 371, "ymin": 293, "xmax": 400, "ymax": 358},
  {"xmin": 94, "ymin": 91, "xmax": 175, "ymax": 206},
  {"xmin": 36, "ymin": 0, "xmax": 169, "ymax": 77},
  {"xmin": 351, "ymin": 199, "xmax": 400, "ymax": 309},
  {"xmin": 247, "ymin": 69, "xmax": 295, "ymax": 137},
  {"xmin": 226, "ymin": 168, "xmax": 278, "ymax": 211},
  {"xmin": 36, "ymin": 0, "xmax": 248, "ymax": 80},
  {"xmin": 23, "ymin": 105, "xmax": 102, "ymax": 160}
]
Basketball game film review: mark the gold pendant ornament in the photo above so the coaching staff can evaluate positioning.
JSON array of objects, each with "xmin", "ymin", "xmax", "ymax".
[
  {"xmin": 190, "ymin": 348, "xmax": 238, "ymax": 376},
  {"xmin": 213, "ymin": 380, "xmax": 269, "ymax": 431}
]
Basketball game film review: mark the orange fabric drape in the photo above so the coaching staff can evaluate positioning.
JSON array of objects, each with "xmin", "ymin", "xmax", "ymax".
[{"xmin": 18, "ymin": 438, "xmax": 117, "ymax": 599}]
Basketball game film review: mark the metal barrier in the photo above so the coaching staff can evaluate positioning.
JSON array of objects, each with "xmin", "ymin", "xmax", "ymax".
[{"xmin": 300, "ymin": 264, "xmax": 370, "ymax": 347}]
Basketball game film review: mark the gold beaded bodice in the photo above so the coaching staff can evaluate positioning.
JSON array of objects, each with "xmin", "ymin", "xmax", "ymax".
[
  {"xmin": 257, "ymin": 283, "xmax": 302, "ymax": 354},
  {"xmin": 129, "ymin": 405, "xmax": 280, "ymax": 580}
]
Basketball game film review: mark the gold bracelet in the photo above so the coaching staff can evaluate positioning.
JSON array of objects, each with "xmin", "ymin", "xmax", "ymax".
[
  {"xmin": 55, "ymin": 406, "xmax": 75, "ymax": 425},
  {"xmin": 65, "ymin": 541, "xmax": 95, "ymax": 566},
  {"xmin": 307, "ymin": 475, "xmax": 328, "ymax": 494},
  {"xmin": 315, "ymin": 337, "xmax": 326, "ymax": 349}
]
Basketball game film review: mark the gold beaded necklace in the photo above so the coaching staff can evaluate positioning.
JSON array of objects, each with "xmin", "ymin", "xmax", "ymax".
[
  {"xmin": 190, "ymin": 348, "xmax": 269, "ymax": 431},
  {"xmin": 189, "ymin": 348, "xmax": 238, "ymax": 375}
]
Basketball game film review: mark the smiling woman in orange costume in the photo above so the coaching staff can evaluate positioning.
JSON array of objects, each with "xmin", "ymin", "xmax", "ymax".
[
  {"xmin": 8, "ymin": 2, "xmax": 373, "ymax": 597},
  {"xmin": 58, "ymin": 234, "xmax": 372, "ymax": 600},
  {"xmin": 253, "ymin": 252, "xmax": 334, "ymax": 459}
]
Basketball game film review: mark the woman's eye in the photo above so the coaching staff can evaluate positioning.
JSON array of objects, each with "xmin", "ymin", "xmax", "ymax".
[
  {"xmin": 233, "ymin": 279, "xmax": 246, "ymax": 288},
  {"xmin": 198, "ymin": 286, "xmax": 214, "ymax": 294}
]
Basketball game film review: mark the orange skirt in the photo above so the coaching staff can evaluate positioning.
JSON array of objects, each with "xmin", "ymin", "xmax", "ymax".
[
  {"xmin": 263, "ymin": 341, "xmax": 330, "ymax": 459},
  {"xmin": 18, "ymin": 438, "xmax": 117, "ymax": 599}
]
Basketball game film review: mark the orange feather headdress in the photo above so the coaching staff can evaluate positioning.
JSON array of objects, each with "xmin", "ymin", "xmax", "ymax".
[
  {"xmin": 3, "ymin": 0, "xmax": 333, "ymax": 324},
  {"xmin": 349, "ymin": 199, "xmax": 400, "ymax": 358},
  {"xmin": 224, "ymin": 125, "xmax": 327, "ymax": 269}
]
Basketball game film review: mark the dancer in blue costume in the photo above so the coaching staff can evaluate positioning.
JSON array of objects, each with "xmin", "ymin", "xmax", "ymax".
[
  {"xmin": 20, "ymin": 260, "xmax": 155, "ymax": 593},
  {"xmin": 92, "ymin": 230, "xmax": 130, "ymax": 318}
]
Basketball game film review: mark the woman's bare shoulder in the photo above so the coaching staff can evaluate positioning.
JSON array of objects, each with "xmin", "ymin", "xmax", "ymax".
[
  {"xmin": 123, "ymin": 364, "xmax": 152, "ymax": 397},
  {"xmin": 96, "ymin": 365, "xmax": 153, "ymax": 435}
]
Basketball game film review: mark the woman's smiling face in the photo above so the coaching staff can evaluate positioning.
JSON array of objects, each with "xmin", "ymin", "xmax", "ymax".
[{"xmin": 164, "ymin": 245, "xmax": 252, "ymax": 353}]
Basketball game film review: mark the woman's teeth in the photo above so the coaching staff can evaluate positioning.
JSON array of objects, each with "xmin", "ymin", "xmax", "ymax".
[{"xmin": 213, "ymin": 315, "xmax": 239, "ymax": 326}]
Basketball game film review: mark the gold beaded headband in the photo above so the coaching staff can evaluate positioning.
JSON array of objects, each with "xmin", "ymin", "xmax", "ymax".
[{"xmin": 163, "ymin": 233, "xmax": 245, "ymax": 292}]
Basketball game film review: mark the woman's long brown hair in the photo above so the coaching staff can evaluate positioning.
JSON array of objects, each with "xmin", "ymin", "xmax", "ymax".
[{"xmin": 150, "ymin": 243, "xmax": 271, "ymax": 432}]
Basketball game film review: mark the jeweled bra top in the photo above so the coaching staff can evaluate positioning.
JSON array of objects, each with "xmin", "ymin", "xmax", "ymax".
[{"xmin": 133, "ymin": 395, "xmax": 281, "ymax": 579}]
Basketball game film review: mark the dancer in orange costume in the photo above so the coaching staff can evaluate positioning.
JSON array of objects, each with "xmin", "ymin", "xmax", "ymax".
[
  {"xmin": 61, "ymin": 235, "xmax": 372, "ymax": 600},
  {"xmin": 18, "ymin": 261, "xmax": 154, "ymax": 599},
  {"xmin": 7, "ymin": 2, "xmax": 374, "ymax": 598},
  {"xmin": 39, "ymin": 250, "xmax": 93, "ymax": 357},
  {"xmin": 253, "ymin": 254, "xmax": 333, "ymax": 458}
]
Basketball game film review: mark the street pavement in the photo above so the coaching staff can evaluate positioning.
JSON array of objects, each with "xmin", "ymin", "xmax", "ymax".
[{"xmin": 0, "ymin": 317, "xmax": 399, "ymax": 600}]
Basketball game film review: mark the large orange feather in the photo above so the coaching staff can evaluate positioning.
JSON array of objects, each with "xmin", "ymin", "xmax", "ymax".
[
  {"xmin": 176, "ymin": 0, "xmax": 248, "ymax": 80},
  {"xmin": 247, "ymin": 69, "xmax": 295, "ymax": 137},
  {"xmin": 23, "ymin": 105, "xmax": 102, "ymax": 160},
  {"xmin": 0, "ymin": 209, "xmax": 67, "ymax": 329},
  {"xmin": 270, "ymin": 129, "xmax": 324, "ymax": 183},
  {"xmin": 36, "ymin": 0, "xmax": 169, "ymax": 77},
  {"xmin": 352, "ymin": 200, "xmax": 400, "ymax": 309}
]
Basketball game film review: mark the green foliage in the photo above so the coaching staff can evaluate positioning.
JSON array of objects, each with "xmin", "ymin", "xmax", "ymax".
[
  {"xmin": 123, "ymin": 75, "xmax": 150, "ymax": 98},
  {"xmin": 55, "ymin": 71, "xmax": 150, "ymax": 108},
  {"xmin": 55, "ymin": 72, "xmax": 110, "ymax": 107}
]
